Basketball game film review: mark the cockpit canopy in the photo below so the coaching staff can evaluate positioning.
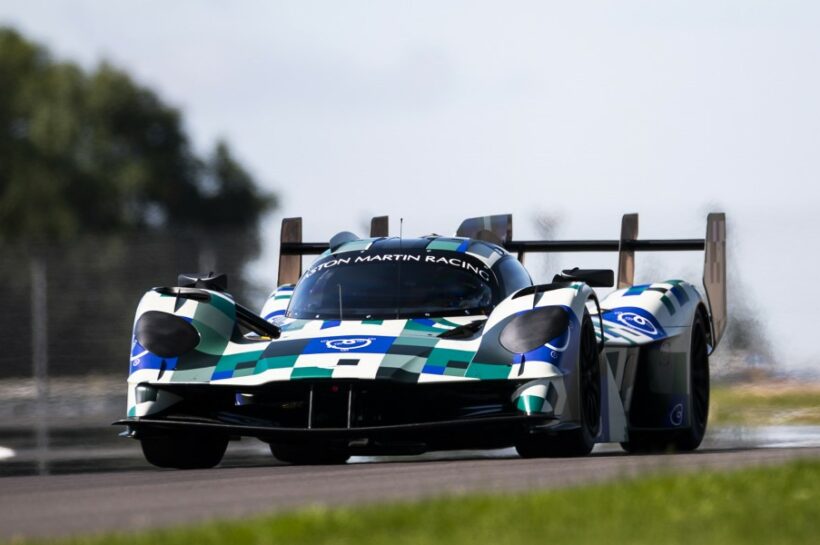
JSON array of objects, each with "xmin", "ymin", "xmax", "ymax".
[{"xmin": 287, "ymin": 243, "xmax": 531, "ymax": 320}]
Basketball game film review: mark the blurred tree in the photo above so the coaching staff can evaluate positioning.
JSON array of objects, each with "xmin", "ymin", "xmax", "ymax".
[
  {"xmin": 199, "ymin": 141, "xmax": 274, "ymax": 229},
  {"xmin": 0, "ymin": 27, "xmax": 278, "ymax": 377},
  {"xmin": 0, "ymin": 27, "xmax": 275, "ymax": 242}
]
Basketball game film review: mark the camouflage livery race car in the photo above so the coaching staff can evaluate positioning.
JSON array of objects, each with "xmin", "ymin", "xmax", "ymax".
[{"xmin": 117, "ymin": 213, "xmax": 727, "ymax": 468}]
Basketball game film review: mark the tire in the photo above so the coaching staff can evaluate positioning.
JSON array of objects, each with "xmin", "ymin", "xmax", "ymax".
[
  {"xmin": 140, "ymin": 432, "xmax": 228, "ymax": 469},
  {"xmin": 621, "ymin": 313, "xmax": 710, "ymax": 453},
  {"xmin": 270, "ymin": 444, "xmax": 350, "ymax": 465},
  {"xmin": 516, "ymin": 311, "xmax": 601, "ymax": 458}
]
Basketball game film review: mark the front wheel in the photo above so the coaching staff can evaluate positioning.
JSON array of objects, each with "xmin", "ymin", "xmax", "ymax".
[
  {"xmin": 140, "ymin": 433, "xmax": 228, "ymax": 469},
  {"xmin": 516, "ymin": 311, "xmax": 601, "ymax": 458}
]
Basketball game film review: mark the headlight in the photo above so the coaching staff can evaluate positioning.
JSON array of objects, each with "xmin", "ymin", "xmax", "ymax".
[
  {"xmin": 135, "ymin": 311, "xmax": 200, "ymax": 358},
  {"xmin": 499, "ymin": 306, "xmax": 569, "ymax": 354}
]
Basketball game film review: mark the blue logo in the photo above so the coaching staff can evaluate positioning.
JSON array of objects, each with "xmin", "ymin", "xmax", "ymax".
[
  {"xmin": 616, "ymin": 311, "xmax": 658, "ymax": 335},
  {"xmin": 322, "ymin": 338, "xmax": 374, "ymax": 351},
  {"xmin": 603, "ymin": 307, "xmax": 666, "ymax": 340},
  {"xmin": 670, "ymin": 403, "xmax": 684, "ymax": 426}
]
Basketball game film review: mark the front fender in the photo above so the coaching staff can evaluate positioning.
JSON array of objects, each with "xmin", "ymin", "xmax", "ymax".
[
  {"xmin": 469, "ymin": 282, "xmax": 591, "ymax": 390},
  {"xmin": 479, "ymin": 282, "xmax": 599, "ymax": 428},
  {"xmin": 484, "ymin": 282, "xmax": 594, "ymax": 332},
  {"xmin": 260, "ymin": 284, "xmax": 295, "ymax": 323},
  {"xmin": 597, "ymin": 280, "xmax": 705, "ymax": 347},
  {"xmin": 127, "ymin": 287, "xmax": 267, "ymax": 417}
]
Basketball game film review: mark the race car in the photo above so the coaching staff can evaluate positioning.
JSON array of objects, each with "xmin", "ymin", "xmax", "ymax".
[{"xmin": 117, "ymin": 213, "xmax": 727, "ymax": 468}]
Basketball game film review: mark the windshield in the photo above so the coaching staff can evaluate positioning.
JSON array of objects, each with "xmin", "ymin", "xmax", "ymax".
[{"xmin": 287, "ymin": 252, "xmax": 498, "ymax": 320}]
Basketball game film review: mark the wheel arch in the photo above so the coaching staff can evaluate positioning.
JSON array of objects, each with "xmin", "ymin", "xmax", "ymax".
[{"xmin": 695, "ymin": 301, "xmax": 714, "ymax": 352}]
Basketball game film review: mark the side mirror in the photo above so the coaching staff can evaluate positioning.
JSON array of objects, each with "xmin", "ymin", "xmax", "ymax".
[{"xmin": 553, "ymin": 268, "xmax": 614, "ymax": 288}]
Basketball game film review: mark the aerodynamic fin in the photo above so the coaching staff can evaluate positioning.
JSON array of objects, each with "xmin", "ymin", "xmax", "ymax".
[
  {"xmin": 370, "ymin": 216, "xmax": 389, "ymax": 237},
  {"xmin": 617, "ymin": 213, "xmax": 639, "ymax": 289},
  {"xmin": 703, "ymin": 213, "xmax": 727, "ymax": 348},
  {"xmin": 278, "ymin": 217, "xmax": 304, "ymax": 285},
  {"xmin": 456, "ymin": 214, "xmax": 513, "ymax": 246}
]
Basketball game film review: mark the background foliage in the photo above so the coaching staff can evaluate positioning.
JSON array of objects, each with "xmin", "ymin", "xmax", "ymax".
[
  {"xmin": 0, "ymin": 26, "xmax": 274, "ymax": 241},
  {"xmin": 0, "ymin": 27, "xmax": 277, "ymax": 377}
]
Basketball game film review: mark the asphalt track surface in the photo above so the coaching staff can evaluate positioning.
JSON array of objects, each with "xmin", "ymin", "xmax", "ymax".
[{"xmin": 1, "ymin": 442, "xmax": 819, "ymax": 541}]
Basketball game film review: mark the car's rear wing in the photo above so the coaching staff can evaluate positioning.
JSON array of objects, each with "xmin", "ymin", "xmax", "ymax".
[
  {"xmin": 457, "ymin": 213, "xmax": 726, "ymax": 348},
  {"xmin": 277, "ymin": 212, "xmax": 726, "ymax": 347},
  {"xmin": 277, "ymin": 215, "xmax": 389, "ymax": 285}
]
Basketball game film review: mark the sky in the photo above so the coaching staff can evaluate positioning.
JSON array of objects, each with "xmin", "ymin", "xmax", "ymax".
[{"xmin": 2, "ymin": 1, "xmax": 819, "ymax": 373}]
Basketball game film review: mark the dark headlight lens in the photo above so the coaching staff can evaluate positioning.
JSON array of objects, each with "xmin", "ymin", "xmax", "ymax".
[
  {"xmin": 499, "ymin": 306, "xmax": 569, "ymax": 354},
  {"xmin": 135, "ymin": 311, "xmax": 199, "ymax": 358}
]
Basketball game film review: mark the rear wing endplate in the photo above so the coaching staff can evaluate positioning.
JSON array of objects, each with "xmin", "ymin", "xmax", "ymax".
[{"xmin": 703, "ymin": 213, "xmax": 727, "ymax": 346}]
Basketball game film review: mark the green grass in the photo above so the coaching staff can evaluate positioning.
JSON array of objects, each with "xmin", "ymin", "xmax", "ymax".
[
  {"xmin": 17, "ymin": 460, "xmax": 820, "ymax": 545},
  {"xmin": 710, "ymin": 383, "xmax": 820, "ymax": 426}
]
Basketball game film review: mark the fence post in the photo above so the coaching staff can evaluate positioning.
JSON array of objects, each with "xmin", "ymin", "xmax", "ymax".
[{"xmin": 31, "ymin": 255, "xmax": 49, "ymax": 475}]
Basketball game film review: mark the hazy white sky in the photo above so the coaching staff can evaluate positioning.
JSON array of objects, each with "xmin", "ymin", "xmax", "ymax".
[{"xmin": 2, "ymin": 1, "xmax": 819, "ymax": 372}]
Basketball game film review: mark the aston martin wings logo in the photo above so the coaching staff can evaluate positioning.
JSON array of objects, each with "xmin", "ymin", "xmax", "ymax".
[
  {"xmin": 321, "ymin": 338, "xmax": 375, "ymax": 351},
  {"xmin": 615, "ymin": 311, "xmax": 658, "ymax": 335}
]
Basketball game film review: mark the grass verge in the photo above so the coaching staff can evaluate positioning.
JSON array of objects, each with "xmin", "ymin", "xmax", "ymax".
[
  {"xmin": 710, "ymin": 382, "xmax": 820, "ymax": 426},
  {"xmin": 17, "ymin": 459, "xmax": 820, "ymax": 545}
]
